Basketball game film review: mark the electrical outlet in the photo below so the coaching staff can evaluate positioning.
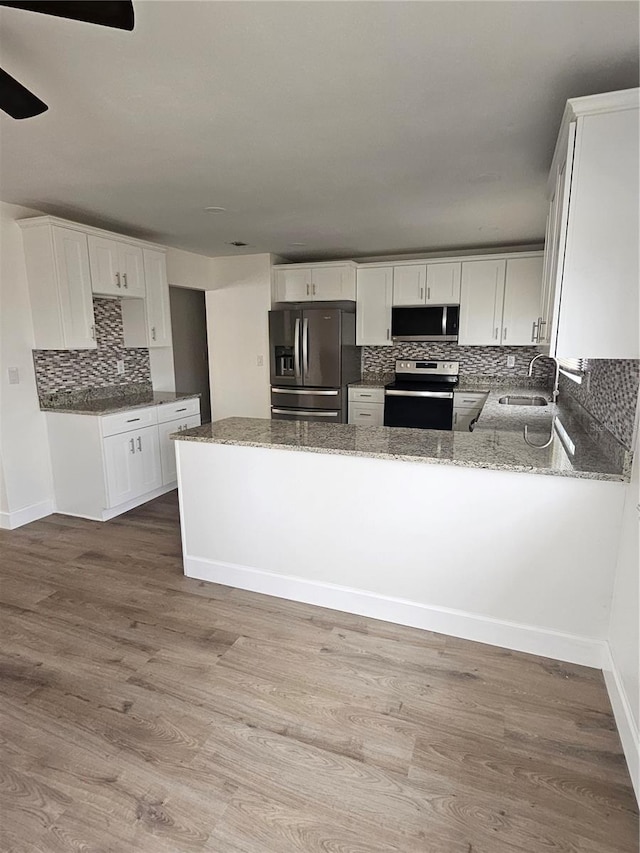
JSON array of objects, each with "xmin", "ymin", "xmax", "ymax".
[
  {"xmin": 8, "ymin": 367, "xmax": 19, "ymax": 385},
  {"xmin": 257, "ymin": 355, "xmax": 264, "ymax": 367},
  {"xmin": 506, "ymin": 355, "xmax": 515, "ymax": 368},
  {"xmin": 116, "ymin": 360, "xmax": 125, "ymax": 375}
]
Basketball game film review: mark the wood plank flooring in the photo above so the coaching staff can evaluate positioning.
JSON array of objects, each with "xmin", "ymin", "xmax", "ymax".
[{"xmin": 0, "ymin": 492, "xmax": 637, "ymax": 852}]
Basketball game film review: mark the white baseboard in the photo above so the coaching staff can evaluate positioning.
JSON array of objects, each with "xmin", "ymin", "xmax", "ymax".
[
  {"xmin": 603, "ymin": 645, "xmax": 639, "ymax": 803},
  {"xmin": 0, "ymin": 499, "xmax": 54, "ymax": 530},
  {"xmin": 184, "ymin": 555, "xmax": 606, "ymax": 669}
]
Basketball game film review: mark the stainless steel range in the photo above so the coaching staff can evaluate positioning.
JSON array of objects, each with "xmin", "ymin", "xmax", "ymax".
[{"xmin": 384, "ymin": 360, "xmax": 460, "ymax": 430}]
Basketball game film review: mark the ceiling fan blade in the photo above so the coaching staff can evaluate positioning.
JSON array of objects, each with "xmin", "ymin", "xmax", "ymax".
[
  {"xmin": 0, "ymin": 1, "xmax": 134, "ymax": 30},
  {"xmin": 0, "ymin": 67, "xmax": 47, "ymax": 119}
]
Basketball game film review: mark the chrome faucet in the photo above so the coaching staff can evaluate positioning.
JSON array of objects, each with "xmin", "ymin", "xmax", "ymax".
[{"xmin": 528, "ymin": 353, "xmax": 560, "ymax": 403}]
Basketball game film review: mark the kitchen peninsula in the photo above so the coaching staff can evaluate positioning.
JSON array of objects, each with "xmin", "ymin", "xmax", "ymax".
[{"xmin": 172, "ymin": 399, "xmax": 628, "ymax": 670}]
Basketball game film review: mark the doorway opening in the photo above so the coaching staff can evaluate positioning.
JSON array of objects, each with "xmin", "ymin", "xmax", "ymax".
[{"xmin": 169, "ymin": 286, "xmax": 212, "ymax": 423}]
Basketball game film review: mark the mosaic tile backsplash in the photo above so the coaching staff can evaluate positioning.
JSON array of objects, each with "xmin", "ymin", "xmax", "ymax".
[
  {"xmin": 559, "ymin": 360, "xmax": 639, "ymax": 451},
  {"xmin": 33, "ymin": 298, "xmax": 151, "ymax": 397},
  {"xmin": 362, "ymin": 344, "xmax": 555, "ymax": 383}
]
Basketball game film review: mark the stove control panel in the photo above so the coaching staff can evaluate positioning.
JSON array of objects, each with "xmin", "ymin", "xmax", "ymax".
[{"xmin": 395, "ymin": 360, "xmax": 459, "ymax": 377}]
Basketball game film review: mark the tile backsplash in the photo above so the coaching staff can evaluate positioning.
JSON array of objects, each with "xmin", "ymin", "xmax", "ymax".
[
  {"xmin": 559, "ymin": 360, "xmax": 639, "ymax": 451},
  {"xmin": 33, "ymin": 298, "xmax": 151, "ymax": 397},
  {"xmin": 363, "ymin": 344, "xmax": 554, "ymax": 383}
]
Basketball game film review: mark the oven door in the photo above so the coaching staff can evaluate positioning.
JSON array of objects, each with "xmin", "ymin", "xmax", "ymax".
[{"xmin": 384, "ymin": 389, "xmax": 453, "ymax": 430}]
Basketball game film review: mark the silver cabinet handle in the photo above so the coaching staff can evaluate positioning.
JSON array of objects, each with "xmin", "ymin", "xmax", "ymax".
[
  {"xmin": 358, "ymin": 412, "xmax": 372, "ymax": 417},
  {"xmin": 494, "ymin": 327, "xmax": 499, "ymax": 340},
  {"xmin": 427, "ymin": 287, "xmax": 431, "ymax": 300},
  {"xmin": 136, "ymin": 436, "xmax": 142, "ymax": 452},
  {"xmin": 115, "ymin": 272, "xmax": 121, "ymax": 288},
  {"xmin": 531, "ymin": 320, "xmax": 538, "ymax": 342},
  {"xmin": 183, "ymin": 423, "xmax": 188, "ymax": 430},
  {"xmin": 306, "ymin": 283, "xmax": 310, "ymax": 296},
  {"xmin": 151, "ymin": 326, "xmax": 156, "ymax": 341},
  {"xmin": 454, "ymin": 412, "xmax": 458, "ymax": 425},
  {"xmin": 312, "ymin": 283, "xmax": 316, "ymax": 295},
  {"xmin": 302, "ymin": 317, "xmax": 309, "ymax": 374},
  {"xmin": 129, "ymin": 438, "xmax": 135, "ymax": 453},
  {"xmin": 386, "ymin": 328, "xmax": 390, "ymax": 340},
  {"xmin": 123, "ymin": 272, "xmax": 128, "ymax": 289},
  {"xmin": 538, "ymin": 319, "xmax": 547, "ymax": 341},
  {"xmin": 503, "ymin": 327, "xmax": 507, "ymax": 340},
  {"xmin": 175, "ymin": 407, "xmax": 187, "ymax": 412},
  {"xmin": 359, "ymin": 394, "xmax": 372, "ymax": 398},
  {"xmin": 420, "ymin": 286, "xmax": 424, "ymax": 301},
  {"xmin": 126, "ymin": 417, "xmax": 140, "ymax": 423}
]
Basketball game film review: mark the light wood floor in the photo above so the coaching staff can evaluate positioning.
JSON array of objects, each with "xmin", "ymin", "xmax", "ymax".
[{"xmin": 0, "ymin": 492, "xmax": 637, "ymax": 853}]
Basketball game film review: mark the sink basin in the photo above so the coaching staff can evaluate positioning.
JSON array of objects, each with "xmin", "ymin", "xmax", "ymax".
[{"xmin": 498, "ymin": 395, "xmax": 548, "ymax": 407}]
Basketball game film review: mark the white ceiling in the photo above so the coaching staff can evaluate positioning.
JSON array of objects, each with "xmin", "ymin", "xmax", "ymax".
[{"xmin": 0, "ymin": 1, "xmax": 638, "ymax": 261}]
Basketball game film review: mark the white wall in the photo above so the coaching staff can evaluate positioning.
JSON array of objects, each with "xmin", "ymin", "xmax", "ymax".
[
  {"xmin": 0, "ymin": 202, "xmax": 53, "ymax": 528},
  {"xmin": 166, "ymin": 246, "xmax": 214, "ymax": 291},
  {"xmin": 605, "ymin": 413, "xmax": 640, "ymax": 798},
  {"xmin": 205, "ymin": 254, "xmax": 272, "ymax": 421}
]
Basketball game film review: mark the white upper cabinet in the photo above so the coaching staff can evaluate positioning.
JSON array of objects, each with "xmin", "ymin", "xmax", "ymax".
[
  {"xmin": 356, "ymin": 267, "xmax": 393, "ymax": 346},
  {"xmin": 459, "ymin": 259, "xmax": 506, "ymax": 345},
  {"xmin": 143, "ymin": 249, "xmax": 172, "ymax": 347},
  {"xmin": 392, "ymin": 262, "xmax": 461, "ymax": 306},
  {"xmin": 273, "ymin": 263, "xmax": 356, "ymax": 303},
  {"xmin": 20, "ymin": 222, "xmax": 96, "ymax": 350},
  {"xmin": 502, "ymin": 257, "xmax": 544, "ymax": 346},
  {"xmin": 88, "ymin": 236, "xmax": 145, "ymax": 298},
  {"xmin": 392, "ymin": 265, "xmax": 426, "ymax": 305},
  {"xmin": 544, "ymin": 89, "xmax": 639, "ymax": 358},
  {"xmin": 426, "ymin": 262, "xmax": 461, "ymax": 304}
]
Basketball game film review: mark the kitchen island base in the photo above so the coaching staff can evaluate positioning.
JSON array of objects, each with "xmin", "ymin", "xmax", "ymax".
[{"xmin": 175, "ymin": 438, "xmax": 625, "ymax": 669}]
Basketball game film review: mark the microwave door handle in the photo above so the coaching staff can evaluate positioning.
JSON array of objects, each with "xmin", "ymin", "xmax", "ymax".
[
  {"xmin": 302, "ymin": 317, "xmax": 309, "ymax": 376},
  {"xmin": 294, "ymin": 317, "xmax": 302, "ymax": 381},
  {"xmin": 442, "ymin": 306, "xmax": 447, "ymax": 337}
]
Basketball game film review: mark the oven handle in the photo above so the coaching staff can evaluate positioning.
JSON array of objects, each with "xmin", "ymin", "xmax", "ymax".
[{"xmin": 385, "ymin": 390, "xmax": 453, "ymax": 399}]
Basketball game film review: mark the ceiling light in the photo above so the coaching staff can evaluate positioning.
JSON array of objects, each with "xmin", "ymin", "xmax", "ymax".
[{"xmin": 204, "ymin": 206, "xmax": 226, "ymax": 213}]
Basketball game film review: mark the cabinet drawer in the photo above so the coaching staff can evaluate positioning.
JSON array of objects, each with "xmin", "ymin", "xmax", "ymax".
[
  {"xmin": 157, "ymin": 397, "xmax": 200, "ymax": 423},
  {"xmin": 348, "ymin": 387, "xmax": 385, "ymax": 404},
  {"xmin": 453, "ymin": 392, "xmax": 488, "ymax": 410},
  {"xmin": 101, "ymin": 406, "xmax": 158, "ymax": 437},
  {"xmin": 348, "ymin": 402, "xmax": 384, "ymax": 426}
]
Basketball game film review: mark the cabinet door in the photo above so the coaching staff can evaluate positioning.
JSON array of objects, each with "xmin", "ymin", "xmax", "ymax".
[
  {"xmin": 119, "ymin": 244, "xmax": 145, "ymax": 298},
  {"xmin": 311, "ymin": 266, "xmax": 355, "ymax": 301},
  {"xmin": 51, "ymin": 227, "xmax": 97, "ymax": 349},
  {"xmin": 88, "ymin": 235, "xmax": 122, "ymax": 296},
  {"xmin": 158, "ymin": 416, "xmax": 200, "ymax": 485},
  {"xmin": 275, "ymin": 269, "xmax": 312, "ymax": 302},
  {"xmin": 453, "ymin": 410, "xmax": 476, "ymax": 431},
  {"xmin": 356, "ymin": 267, "xmax": 393, "ymax": 345},
  {"xmin": 103, "ymin": 431, "xmax": 140, "ymax": 507},
  {"xmin": 502, "ymin": 257, "xmax": 543, "ymax": 345},
  {"xmin": 459, "ymin": 260, "xmax": 506, "ymax": 345},
  {"xmin": 426, "ymin": 262, "xmax": 461, "ymax": 304},
  {"xmin": 392, "ymin": 265, "xmax": 426, "ymax": 305},
  {"xmin": 143, "ymin": 249, "xmax": 172, "ymax": 347},
  {"xmin": 136, "ymin": 425, "xmax": 162, "ymax": 494}
]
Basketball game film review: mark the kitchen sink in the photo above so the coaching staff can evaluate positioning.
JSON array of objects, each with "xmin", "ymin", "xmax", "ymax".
[{"xmin": 498, "ymin": 395, "xmax": 548, "ymax": 406}]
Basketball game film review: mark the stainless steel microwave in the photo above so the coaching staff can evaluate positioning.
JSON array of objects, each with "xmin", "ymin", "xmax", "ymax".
[{"xmin": 391, "ymin": 305, "xmax": 459, "ymax": 342}]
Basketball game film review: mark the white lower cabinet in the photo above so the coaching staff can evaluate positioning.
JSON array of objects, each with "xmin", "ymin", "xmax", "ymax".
[
  {"xmin": 453, "ymin": 391, "xmax": 488, "ymax": 432},
  {"xmin": 348, "ymin": 387, "xmax": 385, "ymax": 425},
  {"xmin": 46, "ymin": 397, "xmax": 200, "ymax": 521},
  {"xmin": 158, "ymin": 415, "xmax": 201, "ymax": 484},
  {"xmin": 103, "ymin": 424, "xmax": 161, "ymax": 507}
]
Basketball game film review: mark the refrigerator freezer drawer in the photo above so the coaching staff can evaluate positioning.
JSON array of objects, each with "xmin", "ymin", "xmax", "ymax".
[{"xmin": 271, "ymin": 387, "xmax": 343, "ymax": 410}]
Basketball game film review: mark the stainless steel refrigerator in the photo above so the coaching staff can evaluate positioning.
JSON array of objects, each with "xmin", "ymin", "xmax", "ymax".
[{"xmin": 269, "ymin": 306, "xmax": 360, "ymax": 422}]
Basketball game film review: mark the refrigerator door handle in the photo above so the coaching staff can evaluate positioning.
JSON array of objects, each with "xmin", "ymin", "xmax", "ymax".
[
  {"xmin": 294, "ymin": 317, "xmax": 302, "ymax": 381},
  {"xmin": 302, "ymin": 317, "xmax": 309, "ymax": 375}
]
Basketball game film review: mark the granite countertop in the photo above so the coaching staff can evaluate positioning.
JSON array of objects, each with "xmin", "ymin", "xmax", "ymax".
[
  {"xmin": 172, "ymin": 384, "xmax": 629, "ymax": 482},
  {"xmin": 41, "ymin": 388, "xmax": 200, "ymax": 416}
]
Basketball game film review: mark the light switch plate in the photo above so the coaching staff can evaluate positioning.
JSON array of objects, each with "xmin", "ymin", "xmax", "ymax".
[
  {"xmin": 116, "ymin": 360, "xmax": 125, "ymax": 375},
  {"xmin": 257, "ymin": 355, "xmax": 264, "ymax": 367},
  {"xmin": 506, "ymin": 355, "xmax": 515, "ymax": 368},
  {"xmin": 8, "ymin": 367, "xmax": 19, "ymax": 385}
]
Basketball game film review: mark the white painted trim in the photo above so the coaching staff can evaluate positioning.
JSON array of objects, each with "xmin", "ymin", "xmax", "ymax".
[
  {"xmin": 0, "ymin": 499, "xmax": 54, "ymax": 530},
  {"xmin": 184, "ymin": 554, "xmax": 606, "ymax": 669},
  {"xmin": 603, "ymin": 645, "xmax": 640, "ymax": 804},
  {"xmin": 16, "ymin": 215, "xmax": 167, "ymax": 252},
  {"xmin": 50, "ymin": 484, "xmax": 177, "ymax": 522}
]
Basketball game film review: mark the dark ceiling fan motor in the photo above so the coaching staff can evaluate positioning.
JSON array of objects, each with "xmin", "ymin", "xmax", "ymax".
[{"xmin": 0, "ymin": 1, "xmax": 134, "ymax": 119}]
